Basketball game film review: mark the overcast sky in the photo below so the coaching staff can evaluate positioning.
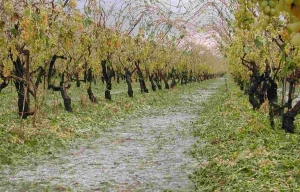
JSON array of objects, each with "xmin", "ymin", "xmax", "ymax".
[
  {"xmin": 75, "ymin": 0, "xmax": 229, "ymax": 48},
  {"xmin": 76, "ymin": 0, "xmax": 191, "ymax": 33}
]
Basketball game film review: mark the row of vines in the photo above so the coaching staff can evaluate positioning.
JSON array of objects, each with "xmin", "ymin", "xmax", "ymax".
[
  {"xmin": 0, "ymin": 0, "xmax": 225, "ymax": 122},
  {"xmin": 217, "ymin": 0, "xmax": 300, "ymax": 133}
]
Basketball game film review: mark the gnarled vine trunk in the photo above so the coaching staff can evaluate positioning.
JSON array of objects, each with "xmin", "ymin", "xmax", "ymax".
[
  {"xmin": 34, "ymin": 67, "xmax": 45, "ymax": 88},
  {"xmin": 266, "ymin": 78, "xmax": 279, "ymax": 128},
  {"xmin": 171, "ymin": 76, "xmax": 180, "ymax": 88},
  {"xmin": 181, "ymin": 71, "xmax": 188, "ymax": 85},
  {"xmin": 287, "ymin": 80, "xmax": 295, "ymax": 110},
  {"xmin": 116, "ymin": 71, "xmax": 120, "ymax": 84},
  {"xmin": 135, "ymin": 62, "xmax": 148, "ymax": 93},
  {"xmin": 159, "ymin": 71, "xmax": 169, "ymax": 89},
  {"xmin": 13, "ymin": 51, "xmax": 33, "ymax": 119},
  {"xmin": 60, "ymin": 73, "xmax": 72, "ymax": 112},
  {"xmin": 47, "ymin": 55, "xmax": 72, "ymax": 112},
  {"xmin": 86, "ymin": 68, "xmax": 97, "ymax": 103},
  {"xmin": 125, "ymin": 68, "xmax": 133, "ymax": 97},
  {"xmin": 170, "ymin": 68, "xmax": 177, "ymax": 88},
  {"xmin": 248, "ymin": 73, "xmax": 264, "ymax": 110},
  {"xmin": 149, "ymin": 74, "xmax": 156, "ymax": 91},
  {"xmin": 75, "ymin": 73, "xmax": 81, "ymax": 87},
  {"xmin": 60, "ymin": 87, "xmax": 72, "ymax": 112},
  {"xmin": 101, "ymin": 60, "xmax": 112, "ymax": 100},
  {"xmin": 282, "ymin": 100, "xmax": 300, "ymax": 133},
  {"xmin": 154, "ymin": 73, "xmax": 162, "ymax": 90}
]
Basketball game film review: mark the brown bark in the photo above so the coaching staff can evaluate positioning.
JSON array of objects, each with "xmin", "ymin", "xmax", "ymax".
[{"xmin": 282, "ymin": 100, "xmax": 300, "ymax": 133}]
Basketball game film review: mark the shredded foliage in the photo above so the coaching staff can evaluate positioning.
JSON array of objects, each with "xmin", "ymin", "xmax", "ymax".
[
  {"xmin": 0, "ymin": 81, "xmax": 184, "ymax": 167},
  {"xmin": 191, "ymin": 78, "xmax": 300, "ymax": 191}
]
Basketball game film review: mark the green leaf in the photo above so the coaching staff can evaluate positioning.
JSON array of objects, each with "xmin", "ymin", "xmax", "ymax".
[
  {"xmin": 243, "ymin": 46, "xmax": 249, "ymax": 53},
  {"xmin": 280, "ymin": 53, "xmax": 286, "ymax": 62},
  {"xmin": 254, "ymin": 36, "xmax": 263, "ymax": 48},
  {"xmin": 286, "ymin": 57, "xmax": 296, "ymax": 70},
  {"xmin": 39, "ymin": 31, "xmax": 45, "ymax": 40},
  {"xmin": 9, "ymin": 27, "xmax": 19, "ymax": 36},
  {"xmin": 282, "ymin": 56, "xmax": 297, "ymax": 76},
  {"xmin": 83, "ymin": 17, "xmax": 92, "ymax": 27},
  {"xmin": 32, "ymin": 13, "xmax": 41, "ymax": 22},
  {"xmin": 24, "ymin": 8, "xmax": 31, "ymax": 17}
]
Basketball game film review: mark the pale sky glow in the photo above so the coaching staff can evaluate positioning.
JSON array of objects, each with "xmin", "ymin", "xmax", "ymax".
[{"xmin": 75, "ymin": 0, "xmax": 231, "ymax": 52}]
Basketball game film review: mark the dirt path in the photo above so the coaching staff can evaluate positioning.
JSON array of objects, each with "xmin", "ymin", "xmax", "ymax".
[{"xmin": 0, "ymin": 78, "xmax": 225, "ymax": 191}]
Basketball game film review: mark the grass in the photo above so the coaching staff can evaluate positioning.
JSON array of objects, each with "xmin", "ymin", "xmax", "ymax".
[{"xmin": 190, "ymin": 78, "xmax": 300, "ymax": 191}]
